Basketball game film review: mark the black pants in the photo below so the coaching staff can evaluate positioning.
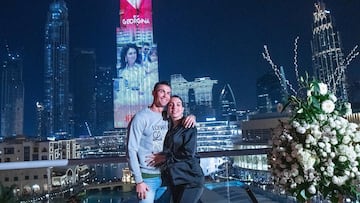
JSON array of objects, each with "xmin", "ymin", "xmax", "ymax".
[{"xmin": 171, "ymin": 185, "xmax": 203, "ymax": 203}]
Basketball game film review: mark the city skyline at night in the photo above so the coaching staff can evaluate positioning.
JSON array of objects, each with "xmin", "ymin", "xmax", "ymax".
[{"xmin": 1, "ymin": 0, "xmax": 359, "ymax": 136}]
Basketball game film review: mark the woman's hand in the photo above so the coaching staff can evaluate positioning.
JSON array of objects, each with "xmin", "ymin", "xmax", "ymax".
[{"xmin": 146, "ymin": 153, "xmax": 166, "ymax": 167}]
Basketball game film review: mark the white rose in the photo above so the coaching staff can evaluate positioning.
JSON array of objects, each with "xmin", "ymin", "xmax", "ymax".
[
  {"xmin": 329, "ymin": 93, "xmax": 337, "ymax": 102},
  {"xmin": 295, "ymin": 176, "xmax": 304, "ymax": 184},
  {"xmin": 330, "ymin": 152, "xmax": 336, "ymax": 158},
  {"xmin": 321, "ymin": 100, "xmax": 335, "ymax": 114},
  {"xmin": 292, "ymin": 121, "xmax": 300, "ymax": 128},
  {"xmin": 318, "ymin": 142, "xmax": 325, "ymax": 148},
  {"xmin": 307, "ymin": 90, "xmax": 312, "ymax": 97},
  {"xmin": 342, "ymin": 135, "xmax": 351, "ymax": 144},
  {"xmin": 338, "ymin": 155, "xmax": 347, "ymax": 162},
  {"xmin": 354, "ymin": 132, "xmax": 360, "ymax": 142},
  {"xmin": 318, "ymin": 82, "xmax": 328, "ymax": 95},
  {"xmin": 344, "ymin": 102, "xmax": 352, "ymax": 116},
  {"xmin": 296, "ymin": 126, "xmax": 306, "ymax": 134},
  {"xmin": 317, "ymin": 114, "xmax": 326, "ymax": 121},
  {"xmin": 308, "ymin": 184, "xmax": 317, "ymax": 194},
  {"xmin": 327, "ymin": 166, "xmax": 334, "ymax": 176}
]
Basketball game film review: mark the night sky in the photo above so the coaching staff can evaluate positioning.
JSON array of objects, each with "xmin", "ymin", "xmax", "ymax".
[{"xmin": 1, "ymin": 0, "xmax": 360, "ymax": 135}]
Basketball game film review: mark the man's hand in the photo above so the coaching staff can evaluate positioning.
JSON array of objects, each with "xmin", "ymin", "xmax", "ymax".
[
  {"xmin": 136, "ymin": 182, "xmax": 149, "ymax": 200},
  {"xmin": 183, "ymin": 114, "xmax": 196, "ymax": 128}
]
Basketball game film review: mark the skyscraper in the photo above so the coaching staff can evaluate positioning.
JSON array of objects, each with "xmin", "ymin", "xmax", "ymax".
[
  {"xmin": 0, "ymin": 45, "xmax": 24, "ymax": 138},
  {"xmin": 113, "ymin": 0, "xmax": 158, "ymax": 128},
  {"xmin": 171, "ymin": 74, "xmax": 218, "ymax": 121},
  {"xmin": 43, "ymin": 0, "xmax": 71, "ymax": 139},
  {"xmin": 256, "ymin": 72, "xmax": 286, "ymax": 113},
  {"xmin": 95, "ymin": 66, "xmax": 115, "ymax": 135},
  {"xmin": 311, "ymin": 2, "xmax": 348, "ymax": 101},
  {"xmin": 71, "ymin": 49, "xmax": 96, "ymax": 137},
  {"xmin": 219, "ymin": 84, "xmax": 237, "ymax": 121}
]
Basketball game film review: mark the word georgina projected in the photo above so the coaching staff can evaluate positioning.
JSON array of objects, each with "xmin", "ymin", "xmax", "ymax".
[{"xmin": 122, "ymin": 15, "xmax": 150, "ymax": 25}]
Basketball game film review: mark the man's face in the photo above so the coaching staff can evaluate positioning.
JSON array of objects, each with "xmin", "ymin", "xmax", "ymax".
[
  {"xmin": 152, "ymin": 84, "xmax": 171, "ymax": 107},
  {"xmin": 142, "ymin": 45, "xmax": 150, "ymax": 55}
]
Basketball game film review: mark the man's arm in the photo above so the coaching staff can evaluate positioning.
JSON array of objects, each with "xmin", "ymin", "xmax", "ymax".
[
  {"xmin": 127, "ymin": 115, "xmax": 150, "ymax": 200},
  {"xmin": 126, "ymin": 115, "xmax": 144, "ymax": 184}
]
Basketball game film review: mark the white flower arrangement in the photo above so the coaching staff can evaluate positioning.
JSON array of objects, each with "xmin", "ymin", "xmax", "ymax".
[
  {"xmin": 262, "ymin": 38, "xmax": 359, "ymax": 202},
  {"xmin": 269, "ymin": 76, "xmax": 360, "ymax": 202}
]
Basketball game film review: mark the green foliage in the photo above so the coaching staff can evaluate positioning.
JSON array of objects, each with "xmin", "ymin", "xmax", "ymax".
[{"xmin": 0, "ymin": 182, "xmax": 17, "ymax": 203}]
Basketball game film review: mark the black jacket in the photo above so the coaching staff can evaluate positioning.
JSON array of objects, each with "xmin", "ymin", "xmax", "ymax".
[{"xmin": 161, "ymin": 124, "xmax": 204, "ymax": 187}]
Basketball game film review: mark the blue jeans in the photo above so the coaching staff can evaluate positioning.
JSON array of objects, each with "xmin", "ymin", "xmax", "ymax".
[{"xmin": 140, "ymin": 177, "xmax": 170, "ymax": 203}]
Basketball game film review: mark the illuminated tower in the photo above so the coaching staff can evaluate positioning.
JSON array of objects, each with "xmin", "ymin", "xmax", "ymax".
[
  {"xmin": 171, "ymin": 74, "xmax": 218, "ymax": 121},
  {"xmin": 113, "ymin": 0, "xmax": 158, "ymax": 128},
  {"xmin": 44, "ymin": 0, "xmax": 71, "ymax": 138},
  {"xmin": 311, "ymin": 2, "xmax": 348, "ymax": 101},
  {"xmin": 219, "ymin": 84, "xmax": 237, "ymax": 121},
  {"xmin": 0, "ymin": 45, "xmax": 24, "ymax": 138},
  {"xmin": 36, "ymin": 102, "xmax": 47, "ymax": 140}
]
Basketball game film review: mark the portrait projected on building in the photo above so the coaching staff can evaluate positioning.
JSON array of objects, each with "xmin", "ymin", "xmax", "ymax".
[{"xmin": 114, "ymin": 0, "xmax": 159, "ymax": 128}]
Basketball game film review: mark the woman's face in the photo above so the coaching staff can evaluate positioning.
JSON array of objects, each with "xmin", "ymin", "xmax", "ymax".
[
  {"xmin": 167, "ymin": 97, "xmax": 184, "ymax": 121},
  {"xmin": 125, "ymin": 47, "xmax": 137, "ymax": 66},
  {"xmin": 149, "ymin": 52, "xmax": 158, "ymax": 62}
]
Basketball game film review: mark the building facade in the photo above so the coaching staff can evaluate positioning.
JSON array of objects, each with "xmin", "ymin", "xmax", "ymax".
[
  {"xmin": 71, "ymin": 49, "xmax": 97, "ymax": 137},
  {"xmin": 311, "ymin": 2, "xmax": 348, "ymax": 101},
  {"xmin": 0, "ymin": 136, "xmax": 80, "ymax": 195},
  {"xmin": 0, "ymin": 45, "xmax": 24, "ymax": 138},
  {"xmin": 43, "ymin": 0, "xmax": 71, "ymax": 139},
  {"xmin": 218, "ymin": 84, "xmax": 238, "ymax": 121},
  {"xmin": 95, "ymin": 66, "xmax": 115, "ymax": 135},
  {"xmin": 256, "ymin": 71, "xmax": 287, "ymax": 114},
  {"xmin": 171, "ymin": 74, "xmax": 218, "ymax": 121}
]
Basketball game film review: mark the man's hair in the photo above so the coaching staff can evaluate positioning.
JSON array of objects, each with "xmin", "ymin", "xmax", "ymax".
[{"xmin": 153, "ymin": 81, "xmax": 171, "ymax": 91}]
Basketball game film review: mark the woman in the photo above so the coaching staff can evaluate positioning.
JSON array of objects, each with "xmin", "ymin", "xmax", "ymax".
[
  {"xmin": 148, "ymin": 95, "xmax": 204, "ymax": 203},
  {"xmin": 117, "ymin": 43, "xmax": 146, "ymax": 108},
  {"xmin": 119, "ymin": 43, "xmax": 142, "ymax": 69}
]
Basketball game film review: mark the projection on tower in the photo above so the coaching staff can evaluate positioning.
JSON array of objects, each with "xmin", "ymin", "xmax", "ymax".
[{"xmin": 113, "ymin": 0, "xmax": 159, "ymax": 128}]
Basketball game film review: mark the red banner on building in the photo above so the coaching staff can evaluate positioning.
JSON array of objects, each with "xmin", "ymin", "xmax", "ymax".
[{"xmin": 120, "ymin": 0, "xmax": 153, "ymax": 32}]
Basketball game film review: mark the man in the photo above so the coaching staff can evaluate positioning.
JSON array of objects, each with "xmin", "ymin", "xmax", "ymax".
[
  {"xmin": 127, "ymin": 81, "xmax": 195, "ymax": 203},
  {"xmin": 140, "ymin": 42, "xmax": 151, "ymax": 64}
]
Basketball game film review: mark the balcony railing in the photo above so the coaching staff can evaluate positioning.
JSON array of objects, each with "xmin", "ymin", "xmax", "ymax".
[{"xmin": 0, "ymin": 148, "xmax": 300, "ymax": 203}]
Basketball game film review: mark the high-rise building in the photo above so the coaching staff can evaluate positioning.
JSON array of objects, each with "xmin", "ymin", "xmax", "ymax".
[
  {"xmin": 71, "ymin": 49, "xmax": 96, "ymax": 137},
  {"xmin": 95, "ymin": 66, "xmax": 115, "ymax": 135},
  {"xmin": 43, "ymin": 0, "xmax": 71, "ymax": 139},
  {"xmin": 256, "ymin": 72, "xmax": 286, "ymax": 113},
  {"xmin": 36, "ymin": 102, "xmax": 47, "ymax": 140},
  {"xmin": 218, "ymin": 84, "xmax": 237, "ymax": 121},
  {"xmin": 0, "ymin": 45, "xmax": 24, "ymax": 138},
  {"xmin": 311, "ymin": 2, "xmax": 348, "ymax": 101},
  {"xmin": 171, "ymin": 74, "xmax": 218, "ymax": 121}
]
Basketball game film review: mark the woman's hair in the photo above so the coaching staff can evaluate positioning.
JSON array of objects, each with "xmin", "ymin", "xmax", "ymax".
[
  {"xmin": 120, "ymin": 43, "xmax": 141, "ymax": 68},
  {"xmin": 170, "ymin": 95, "xmax": 184, "ymax": 106}
]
